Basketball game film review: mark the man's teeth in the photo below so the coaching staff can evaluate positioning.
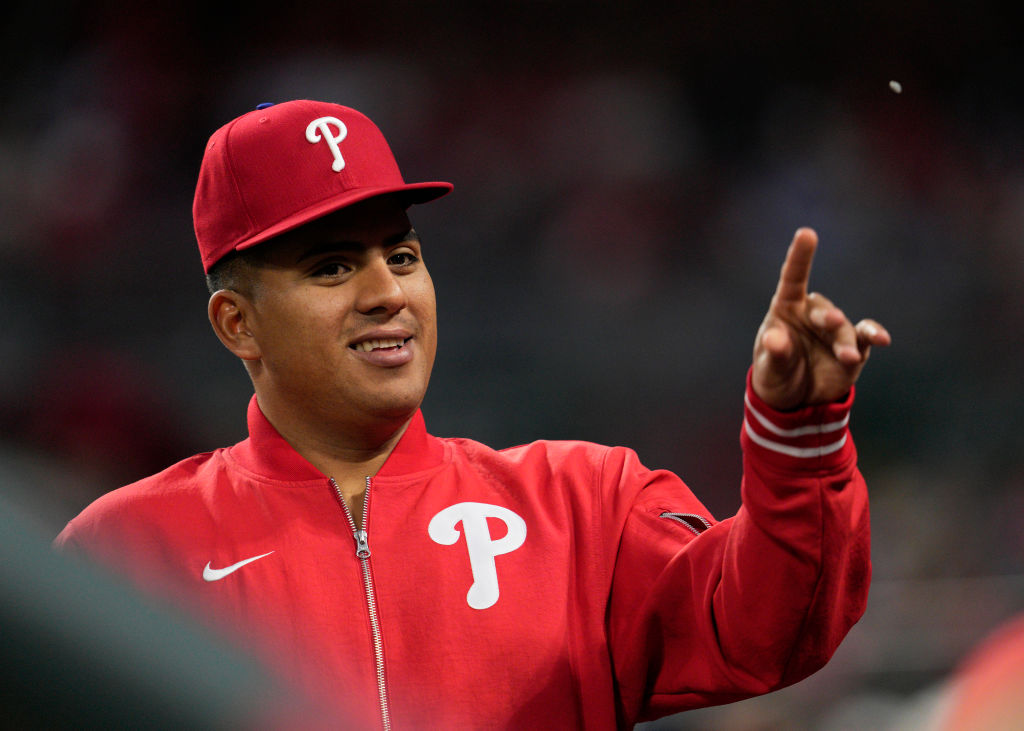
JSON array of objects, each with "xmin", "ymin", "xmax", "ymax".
[{"xmin": 353, "ymin": 338, "xmax": 405, "ymax": 352}]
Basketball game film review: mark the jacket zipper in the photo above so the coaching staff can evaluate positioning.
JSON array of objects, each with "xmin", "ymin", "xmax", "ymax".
[
  {"xmin": 659, "ymin": 511, "xmax": 713, "ymax": 536},
  {"xmin": 330, "ymin": 476, "xmax": 392, "ymax": 731}
]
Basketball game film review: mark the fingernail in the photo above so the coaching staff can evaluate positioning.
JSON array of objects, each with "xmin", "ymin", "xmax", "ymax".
[{"xmin": 864, "ymin": 323, "xmax": 878, "ymax": 337}]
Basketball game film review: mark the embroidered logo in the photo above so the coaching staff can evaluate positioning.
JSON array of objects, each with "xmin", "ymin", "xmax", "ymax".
[
  {"xmin": 305, "ymin": 116, "xmax": 348, "ymax": 172},
  {"xmin": 428, "ymin": 502, "xmax": 526, "ymax": 610},
  {"xmin": 202, "ymin": 551, "xmax": 275, "ymax": 582}
]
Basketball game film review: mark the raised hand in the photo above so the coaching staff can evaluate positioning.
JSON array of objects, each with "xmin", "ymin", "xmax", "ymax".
[{"xmin": 751, "ymin": 228, "xmax": 891, "ymax": 411}]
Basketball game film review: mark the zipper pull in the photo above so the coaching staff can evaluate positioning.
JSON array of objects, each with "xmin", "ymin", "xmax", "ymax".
[{"xmin": 353, "ymin": 529, "xmax": 371, "ymax": 559}]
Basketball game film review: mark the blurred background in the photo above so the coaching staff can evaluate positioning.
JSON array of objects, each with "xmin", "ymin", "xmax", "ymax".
[{"xmin": 1, "ymin": 1, "xmax": 1021, "ymax": 728}]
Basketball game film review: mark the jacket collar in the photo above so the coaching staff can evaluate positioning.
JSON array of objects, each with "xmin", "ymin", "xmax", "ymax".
[{"xmin": 229, "ymin": 395, "xmax": 447, "ymax": 482}]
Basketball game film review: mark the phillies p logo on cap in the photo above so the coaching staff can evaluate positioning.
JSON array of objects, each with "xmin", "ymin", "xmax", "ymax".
[
  {"xmin": 192, "ymin": 100, "xmax": 453, "ymax": 273},
  {"xmin": 306, "ymin": 116, "xmax": 348, "ymax": 172}
]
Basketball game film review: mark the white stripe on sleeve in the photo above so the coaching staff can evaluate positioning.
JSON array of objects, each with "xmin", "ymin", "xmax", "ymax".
[
  {"xmin": 744, "ymin": 419, "xmax": 849, "ymax": 459},
  {"xmin": 744, "ymin": 394, "xmax": 850, "ymax": 437}
]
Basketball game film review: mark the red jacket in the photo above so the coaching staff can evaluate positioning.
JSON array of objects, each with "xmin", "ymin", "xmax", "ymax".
[{"xmin": 55, "ymin": 375, "xmax": 869, "ymax": 729}]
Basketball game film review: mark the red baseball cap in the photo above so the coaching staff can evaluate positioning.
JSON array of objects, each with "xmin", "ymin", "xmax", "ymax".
[{"xmin": 193, "ymin": 100, "xmax": 453, "ymax": 272}]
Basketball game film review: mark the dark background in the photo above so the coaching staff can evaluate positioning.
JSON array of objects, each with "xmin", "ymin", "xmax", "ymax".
[{"xmin": 2, "ymin": 2, "xmax": 1022, "ymax": 728}]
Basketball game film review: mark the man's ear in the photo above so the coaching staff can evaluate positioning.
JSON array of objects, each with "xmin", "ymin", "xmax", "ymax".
[{"xmin": 208, "ymin": 290, "xmax": 261, "ymax": 361}]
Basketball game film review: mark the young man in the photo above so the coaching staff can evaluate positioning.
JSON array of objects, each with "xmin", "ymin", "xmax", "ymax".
[{"xmin": 56, "ymin": 99, "xmax": 890, "ymax": 729}]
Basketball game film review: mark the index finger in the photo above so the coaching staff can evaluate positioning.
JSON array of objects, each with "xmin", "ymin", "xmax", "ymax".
[{"xmin": 774, "ymin": 227, "xmax": 818, "ymax": 302}]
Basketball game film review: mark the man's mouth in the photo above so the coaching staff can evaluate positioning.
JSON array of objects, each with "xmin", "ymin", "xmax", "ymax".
[{"xmin": 349, "ymin": 337, "xmax": 411, "ymax": 353}]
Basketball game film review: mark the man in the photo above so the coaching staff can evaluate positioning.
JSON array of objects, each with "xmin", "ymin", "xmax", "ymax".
[{"xmin": 56, "ymin": 99, "xmax": 890, "ymax": 729}]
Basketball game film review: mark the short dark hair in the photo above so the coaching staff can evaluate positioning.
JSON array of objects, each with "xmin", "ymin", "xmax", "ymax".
[{"xmin": 205, "ymin": 249, "xmax": 261, "ymax": 297}]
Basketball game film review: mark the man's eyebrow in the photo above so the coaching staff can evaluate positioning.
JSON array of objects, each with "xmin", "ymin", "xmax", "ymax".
[{"xmin": 296, "ymin": 229, "xmax": 419, "ymax": 263}]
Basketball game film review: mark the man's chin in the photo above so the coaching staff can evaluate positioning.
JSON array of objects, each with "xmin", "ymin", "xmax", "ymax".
[{"xmin": 359, "ymin": 390, "xmax": 428, "ymax": 423}]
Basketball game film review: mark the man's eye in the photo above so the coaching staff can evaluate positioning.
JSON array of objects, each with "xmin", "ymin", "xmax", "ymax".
[
  {"xmin": 389, "ymin": 252, "xmax": 418, "ymax": 267},
  {"xmin": 314, "ymin": 262, "xmax": 349, "ymax": 277}
]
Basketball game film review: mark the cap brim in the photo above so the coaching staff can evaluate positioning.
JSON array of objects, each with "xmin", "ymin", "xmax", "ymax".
[{"xmin": 232, "ymin": 180, "xmax": 453, "ymax": 255}]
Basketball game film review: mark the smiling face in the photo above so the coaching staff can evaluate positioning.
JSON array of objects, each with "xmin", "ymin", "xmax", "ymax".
[{"xmin": 215, "ymin": 195, "xmax": 437, "ymax": 441}]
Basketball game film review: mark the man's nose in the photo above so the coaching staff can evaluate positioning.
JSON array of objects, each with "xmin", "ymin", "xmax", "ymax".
[{"xmin": 355, "ymin": 258, "xmax": 407, "ymax": 316}]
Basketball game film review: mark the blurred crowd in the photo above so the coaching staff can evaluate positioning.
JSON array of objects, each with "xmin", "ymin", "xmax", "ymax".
[{"xmin": 2, "ymin": 2, "xmax": 1021, "ymax": 728}]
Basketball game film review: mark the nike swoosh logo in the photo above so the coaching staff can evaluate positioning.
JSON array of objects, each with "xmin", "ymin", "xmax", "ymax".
[{"xmin": 203, "ymin": 551, "xmax": 275, "ymax": 582}]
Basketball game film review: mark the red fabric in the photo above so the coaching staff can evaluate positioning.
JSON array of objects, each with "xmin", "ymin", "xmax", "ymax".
[{"xmin": 55, "ymin": 380, "xmax": 869, "ymax": 729}]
